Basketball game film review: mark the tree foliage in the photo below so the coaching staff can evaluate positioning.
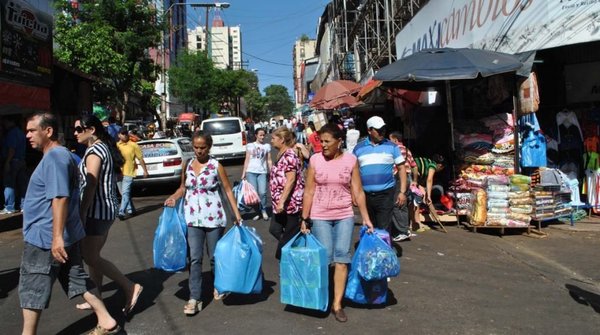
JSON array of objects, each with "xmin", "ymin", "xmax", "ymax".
[
  {"xmin": 168, "ymin": 50, "xmax": 216, "ymax": 111},
  {"xmin": 54, "ymin": 0, "xmax": 162, "ymax": 121},
  {"xmin": 264, "ymin": 85, "xmax": 294, "ymax": 117},
  {"xmin": 169, "ymin": 52, "xmax": 262, "ymax": 117},
  {"xmin": 245, "ymin": 89, "xmax": 266, "ymax": 121}
]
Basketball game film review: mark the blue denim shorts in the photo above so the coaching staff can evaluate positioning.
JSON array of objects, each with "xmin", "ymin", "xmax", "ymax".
[
  {"xmin": 19, "ymin": 242, "xmax": 94, "ymax": 310},
  {"xmin": 311, "ymin": 217, "xmax": 355, "ymax": 264}
]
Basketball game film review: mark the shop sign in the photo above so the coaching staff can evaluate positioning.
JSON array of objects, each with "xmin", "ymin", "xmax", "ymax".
[
  {"xmin": 0, "ymin": 0, "xmax": 53, "ymax": 85},
  {"xmin": 565, "ymin": 62, "xmax": 600, "ymax": 103},
  {"xmin": 395, "ymin": 0, "xmax": 600, "ymax": 58}
]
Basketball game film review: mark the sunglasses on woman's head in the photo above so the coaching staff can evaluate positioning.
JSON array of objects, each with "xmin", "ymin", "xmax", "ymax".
[{"xmin": 74, "ymin": 126, "xmax": 87, "ymax": 133}]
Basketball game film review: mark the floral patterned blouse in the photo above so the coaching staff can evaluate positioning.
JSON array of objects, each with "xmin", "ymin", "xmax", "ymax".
[
  {"xmin": 269, "ymin": 148, "xmax": 304, "ymax": 214},
  {"xmin": 184, "ymin": 157, "xmax": 226, "ymax": 228}
]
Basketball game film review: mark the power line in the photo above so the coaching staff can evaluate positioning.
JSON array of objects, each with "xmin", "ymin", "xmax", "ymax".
[
  {"xmin": 242, "ymin": 52, "xmax": 293, "ymax": 67},
  {"xmin": 187, "ymin": 14, "xmax": 294, "ymax": 68}
]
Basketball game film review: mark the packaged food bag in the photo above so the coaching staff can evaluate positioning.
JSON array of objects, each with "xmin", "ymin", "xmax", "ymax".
[
  {"xmin": 153, "ymin": 201, "xmax": 187, "ymax": 272},
  {"xmin": 214, "ymin": 224, "xmax": 263, "ymax": 295},
  {"xmin": 280, "ymin": 233, "xmax": 328, "ymax": 311}
]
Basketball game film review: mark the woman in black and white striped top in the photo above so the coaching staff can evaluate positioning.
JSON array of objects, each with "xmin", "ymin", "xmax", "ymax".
[{"xmin": 74, "ymin": 114, "xmax": 143, "ymax": 315}]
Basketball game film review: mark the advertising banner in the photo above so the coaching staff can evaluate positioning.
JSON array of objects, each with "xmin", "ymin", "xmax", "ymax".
[
  {"xmin": 395, "ymin": 0, "xmax": 600, "ymax": 58},
  {"xmin": 0, "ymin": 0, "xmax": 53, "ymax": 85}
]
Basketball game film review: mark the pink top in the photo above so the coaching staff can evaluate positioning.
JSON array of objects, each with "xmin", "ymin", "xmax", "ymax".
[{"xmin": 309, "ymin": 152, "xmax": 356, "ymax": 220}]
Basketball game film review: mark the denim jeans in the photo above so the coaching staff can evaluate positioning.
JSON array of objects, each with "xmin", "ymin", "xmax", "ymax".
[
  {"xmin": 311, "ymin": 217, "xmax": 355, "ymax": 264},
  {"xmin": 296, "ymin": 131, "xmax": 306, "ymax": 145},
  {"xmin": 117, "ymin": 176, "xmax": 135, "ymax": 215},
  {"xmin": 3, "ymin": 159, "xmax": 27, "ymax": 211},
  {"xmin": 19, "ymin": 242, "xmax": 94, "ymax": 309},
  {"xmin": 246, "ymin": 172, "xmax": 267, "ymax": 213},
  {"xmin": 187, "ymin": 226, "xmax": 224, "ymax": 300}
]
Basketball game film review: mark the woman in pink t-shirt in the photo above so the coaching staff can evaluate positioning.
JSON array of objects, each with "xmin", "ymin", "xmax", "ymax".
[{"xmin": 300, "ymin": 124, "xmax": 373, "ymax": 322}]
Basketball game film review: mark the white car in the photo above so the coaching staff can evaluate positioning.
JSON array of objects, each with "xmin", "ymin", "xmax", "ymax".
[
  {"xmin": 200, "ymin": 117, "xmax": 246, "ymax": 160},
  {"xmin": 132, "ymin": 137, "xmax": 194, "ymax": 188}
]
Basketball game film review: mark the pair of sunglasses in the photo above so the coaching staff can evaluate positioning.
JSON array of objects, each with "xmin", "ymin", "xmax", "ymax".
[{"xmin": 74, "ymin": 126, "xmax": 88, "ymax": 134}]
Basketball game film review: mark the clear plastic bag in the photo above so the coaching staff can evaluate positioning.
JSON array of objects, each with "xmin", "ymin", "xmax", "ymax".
[{"xmin": 242, "ymin": 180, "xmax": 260, "ymax": 205}]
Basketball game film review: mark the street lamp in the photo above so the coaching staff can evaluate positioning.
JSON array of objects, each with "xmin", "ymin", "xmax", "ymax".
[{"xmin": 190, "ymin": 3, "xmax": 230, "ymax": 58}]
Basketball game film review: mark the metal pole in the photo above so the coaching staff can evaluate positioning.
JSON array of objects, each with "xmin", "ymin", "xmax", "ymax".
[
  {"xmin": 385, "ymin": 0, "xmax": 392, "ymax": 63},
  {"xmin": 205, "ymin": 7, "xmax": 210, "ymax": 57}
]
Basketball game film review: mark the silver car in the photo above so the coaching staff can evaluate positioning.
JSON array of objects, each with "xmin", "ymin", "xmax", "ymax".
[{"xmin": 132, "ymin": 137, "xmax": 194, "ymax": 188}]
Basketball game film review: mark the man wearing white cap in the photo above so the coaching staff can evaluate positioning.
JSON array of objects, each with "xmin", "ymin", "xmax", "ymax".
[{"xmin": 353, "ymin": 116, "xmax": 407, "ymax": 231}]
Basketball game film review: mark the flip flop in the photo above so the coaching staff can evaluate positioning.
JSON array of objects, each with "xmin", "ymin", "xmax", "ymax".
[
  {"xmin": 123, "ymin": 284, "xmax": 143, "ymax": 315},
  {"xmin": 76, "ymin": 302, "xmax": 93, "ymax": 311},
  {"xmin": 87, "ymin": 324, "xmax": 121, "ymax": 335},
  {"xmin": 213, "ymin": 288, "xmax": 229, "ymax": 301}
]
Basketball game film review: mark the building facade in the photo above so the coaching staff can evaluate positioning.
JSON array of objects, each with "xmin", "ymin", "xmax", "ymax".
[
  {"xmin": 187, "ymin": 12, "xmax": 243, "ymax": 70},
  {"xmin": 151, "ymin": 0, "xmax": 189, "ymax": 120},
  {"xmin": 292, "ymin": 38, "xmax": 317, "ymax": 106}
]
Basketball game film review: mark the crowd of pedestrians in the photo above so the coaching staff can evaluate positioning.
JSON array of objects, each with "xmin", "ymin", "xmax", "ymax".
[{"xmin": 14, "ymin": 111, "xmax": 445, "ymax": 333}]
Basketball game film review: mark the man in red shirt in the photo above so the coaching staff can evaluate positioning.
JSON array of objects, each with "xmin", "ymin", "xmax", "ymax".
[{"xmin": 307, "ymin": 121, "xmax": 322, "ymax": 154}]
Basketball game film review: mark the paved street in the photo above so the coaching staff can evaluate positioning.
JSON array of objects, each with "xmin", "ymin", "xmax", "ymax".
[{"xmin": 1, "ymin": 162, "xmax": 600, "ymax": 334}]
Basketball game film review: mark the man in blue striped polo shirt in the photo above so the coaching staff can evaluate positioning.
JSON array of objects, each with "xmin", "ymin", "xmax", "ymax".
[{"xmin": 354, "ymin": 116, "xmax": 407, "ymax": 230}]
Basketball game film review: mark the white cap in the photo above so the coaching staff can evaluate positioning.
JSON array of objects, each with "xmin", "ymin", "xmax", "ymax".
[{"xmin": 366, "ymin": 116, "xmax": 386, "ymax": 129}]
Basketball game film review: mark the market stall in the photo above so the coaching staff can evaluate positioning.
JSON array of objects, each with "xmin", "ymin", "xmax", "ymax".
[{"xmin": 374, "ymin": 48, "xmax": 561, "ymax": 234}]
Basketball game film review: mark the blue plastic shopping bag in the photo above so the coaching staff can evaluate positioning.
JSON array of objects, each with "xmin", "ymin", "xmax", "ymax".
[
  {"xmin": 520, "ymin": 130, "xmax": 547, "ymax": 168},
  {"xmin": 359, "ymin": 226, "xmax": 391, "ymax": 247},
  {"xmin": 356, "ymin": 229, "xmax": 400, "ymax": 281},
  {"xmin": 214, "ymin": 224, "xmax": 263, "ymax": 294},
  {"xmin": 345, "ymin": 264, "xmax": 388, "ymax": 305},
  {"xmin": 153, "ymin": 201, "xmax": 187, "ymax": 272},
  {"xmin": 280, "ymin": 233, "xmax": 329, "ymax": 311},
  {"xmin": 232, "ymin": 181, "xmax": 252, "ymax": 212}
]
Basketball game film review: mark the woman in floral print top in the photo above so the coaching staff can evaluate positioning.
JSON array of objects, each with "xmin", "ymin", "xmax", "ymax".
[
  {"xmin": 165, "ymin": 132, "xmax": 241, "ymax": 316},
  {"xmin": 268, "ymin": 126, "xmax": 305, "ymax": 260}
]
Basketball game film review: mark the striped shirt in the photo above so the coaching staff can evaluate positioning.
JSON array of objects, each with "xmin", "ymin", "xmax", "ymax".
[
  {"xmin": 414, "ymin": 157, "xmax": 437, "ymax": 185},
  {"xmin": 79, "ymin": 142, "xmax": 118, "ymax": 220},
  {"xmin": 354, "ymin": 138, "xmax": 404, "ymax": 192}
]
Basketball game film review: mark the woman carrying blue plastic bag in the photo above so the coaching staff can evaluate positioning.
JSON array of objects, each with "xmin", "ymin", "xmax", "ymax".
[
  {"xmin": 164, "ymin": 131, "xmax": 242, "ymax": 316},
  {"xmin": 300, "ymin": 124, "xmax": 374, "ymax": 323}
]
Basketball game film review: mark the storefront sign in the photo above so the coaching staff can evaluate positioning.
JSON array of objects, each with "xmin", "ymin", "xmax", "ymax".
[
  {"xmin": 395, "ymin": 0, "xmax": 600, "ymax": 58},
  {"xmin": 565, "ymin": 62, "xmax": 600, "ymax": 103},
  {"xmin": 0, "ymin": 0, "xmax": 53, "ymax": 85}
]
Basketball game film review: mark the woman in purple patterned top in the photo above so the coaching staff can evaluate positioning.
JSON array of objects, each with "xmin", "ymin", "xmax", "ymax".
[
  {"xmin": 269, "ymin": 126, "xmax": 305, "ymax": 260},
  {"xmin": 165, "ymin": 131, "xmax": 241, "ymax": 316}
]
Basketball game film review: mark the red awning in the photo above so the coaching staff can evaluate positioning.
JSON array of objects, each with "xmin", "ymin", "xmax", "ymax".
[{"xmin": 0, "ymin": 81, "xmax": 50, "ymax": 114}]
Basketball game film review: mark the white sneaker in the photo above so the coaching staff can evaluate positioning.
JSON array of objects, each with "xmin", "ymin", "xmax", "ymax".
[
  {"xmin": 261, "ymin": 211, "xmax": 269, "ymax": 220},
  {"xmin": 0, "ymin": 208, "xmax": 15, "ymax": 215},
  {"xmin": 392, "ymin": 233, "xmax": 411, "ymax": 242},
  {"xmin": 252, "ymin": 215, "xmax": 260, "ymax": 221}
]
